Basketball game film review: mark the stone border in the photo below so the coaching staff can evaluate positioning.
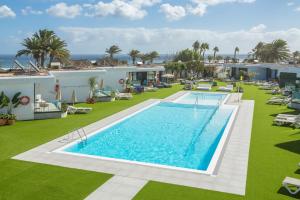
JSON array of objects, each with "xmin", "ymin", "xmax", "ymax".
[{"xmin": 13, "ymin": 92, "xmax": 254, "ymax": 195}]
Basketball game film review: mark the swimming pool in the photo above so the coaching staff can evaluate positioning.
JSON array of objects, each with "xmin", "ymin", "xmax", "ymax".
[
  {"xmin": 174, "ymin": 92, "xmax": 228, "ymax": 105},
  {"xmin": 59, "ymin": 93, "xmax": 238, "ymax": 174}
]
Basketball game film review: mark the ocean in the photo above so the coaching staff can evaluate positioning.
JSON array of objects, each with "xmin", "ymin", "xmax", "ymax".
[
  {"xmin": 0, "ymin": 54, "xmax": 248, "ymax": 69},
  {"xmin": 0, "ymin": 54, "xmax": 174, "ymax": 69}
]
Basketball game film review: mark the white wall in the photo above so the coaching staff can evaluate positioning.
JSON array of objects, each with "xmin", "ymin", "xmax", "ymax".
[
  {"xmin": 0, "ymin": 76, "xmax": 53, "ymax": 120},
  {"xmin": 100, "ymin": 67, "xmax": 130, "ymax": 91},
  {"xmin": 50, "ymin": 70, "xmax": 106, "ymax": 103}
]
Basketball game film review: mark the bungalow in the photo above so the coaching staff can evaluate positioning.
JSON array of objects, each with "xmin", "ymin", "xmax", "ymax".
[
  {"xmin": 224, "ymin": 63, "xmax": 300, "ymax": 87},
  {"xmin": 0, "ymin": 65, "xmax": 165, "ymax": 120}
]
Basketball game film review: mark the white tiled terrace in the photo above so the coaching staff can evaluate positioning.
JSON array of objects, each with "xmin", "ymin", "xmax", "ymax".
[{"xmin": 13, "ymin": 91, "xmax": 254, "ymax": 199}]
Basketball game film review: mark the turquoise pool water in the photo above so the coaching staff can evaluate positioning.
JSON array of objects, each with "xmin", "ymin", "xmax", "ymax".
[
  {"xmin": 64, "ymin": 100, "xmax": 234, "ymax": 171},
  {"xmin": 176, "ymin": 92, "xmax": 228, "ymax": 105}
]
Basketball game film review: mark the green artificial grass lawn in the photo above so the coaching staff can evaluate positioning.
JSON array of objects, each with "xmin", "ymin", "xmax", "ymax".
[
  {"xmin": 1, "ymin": 83, "xmax": 300, "ymax": 200},
  {"xmin": 0, "ymin": 85, "xmax": 182, "ymax": 200},
  {"xmin": 134, "ymin": 84, "xmax": 300, "ymax": 200}
]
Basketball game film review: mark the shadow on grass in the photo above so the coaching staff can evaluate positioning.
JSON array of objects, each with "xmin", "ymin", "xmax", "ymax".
[
  {"xmin": 277, "ymin": 187, "xmax": 300, "ymax": 199},
  {"xmin": 295, "ymin": 169, "xmax": 300, "ymax": 174},
  {"xmin": 275, "ymin": 140, "xmax": 300, "ymax": 155}
]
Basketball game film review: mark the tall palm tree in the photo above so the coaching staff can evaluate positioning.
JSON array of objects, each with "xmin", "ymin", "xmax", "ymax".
[
  {"xmin": 139, "ymin": 53, "xmax": 151, "ymax": 64},
  {"xmin": 293, "ymin": 51, "xmax": 300, "ymax": 64},
  {"xmin": 16, "ymin": 37, "xmax": 42, "ymax": 66},
  {"xmin": 48, "ymin": 37, "xmax": 70, "ymax": 65},
  {"xmin": 201, "ymin": 43, "xmax": 209, "ymax": 59},
  {"xmin": 149, "ymin": 51, "xmax": 159, "ymax": 64},
  {"xmin": 129, "ymin": 49, "xmax": 140, "ymax": 64},
  {"xmin": 16, "ymin": 29, "xmax": 69, "ymax": 68},
  {"xmin": 234, "ymin": 47, "xmax": 239, "ymax": 63},
  {"xmin": 192, "ymin": 41, "xmax": 200, "ymax": 53},
  {"xmin": 268, "ymin": 39, "xmax": 290, "ymax": 62},
  {"xmin": 33, "ymin": 29, "xmax": 56, "ymax": 68},
  {"xmin": 106, "ymin": 45, "xmax": 121, "ymax": 60},
  {"xmin": 213, "ymin": 46, "xmax": 219, "ymax": 61}
]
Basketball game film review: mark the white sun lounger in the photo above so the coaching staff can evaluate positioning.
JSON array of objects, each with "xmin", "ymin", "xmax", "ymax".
[
  {"xmin": 267, "ymin": 97, "xmax": 291, "ymax": 105},
  {"xmin": 29, "ymin": 61, "xmax": 40, "ymax": 72},
  {"xmin": 282, "ymin": 177, "xmax": 300, "ymax": 195},
  {"xmin": 67, "ymin": 106, "xmax": 92, "ymax": 114},
  {"xmin": 196, "ymin": 84, "xmax": 212, "ymax": 91},
  {"xmin": 218, "ymin": 85, "xmax": 234, "ymax": 92},
  {"xmin": 115, "ymin": 90, "xmax": 133, "ymax": 100}
]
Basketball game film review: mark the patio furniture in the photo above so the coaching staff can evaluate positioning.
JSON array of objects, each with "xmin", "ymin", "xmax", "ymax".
[
  {"xmin": 218, "ymin": 85, "xmax": 234, "ymax": 92},
  {"xmin": 273, "ymin": 115, "xmax": 300, "ymax": 128},
  {"xmin": 282, "ymin": 177, "xmax": 300, "ymax": 195},
  {"xmin": 67, "ymin": 106, "xmax": 92, "ymax": 114},
  {"xmin": 115, "ymin": 90, "xmax": 133, "ymax": 100},
  {"xmin": 196, "ymin": 84, "xmax": 212, "ymax": 91},
  {"xmin": 267, "ymin": 97, "xmax": 291, "ymax": 105},
  {"xmin": 183, "ymin": 83, "xmax": 193, "ymax": 90},
  {"xmin": 144, "ymin": 87, "xmax": 158, "ymax": 92}
]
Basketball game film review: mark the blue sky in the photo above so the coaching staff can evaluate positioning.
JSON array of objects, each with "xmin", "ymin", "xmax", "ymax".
[{"xmin": 1, "ymin": 0, "xmax": 300, "ymax": 54}]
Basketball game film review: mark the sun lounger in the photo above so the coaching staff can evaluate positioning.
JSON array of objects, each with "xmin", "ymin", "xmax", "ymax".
[
  {"xmin": 67, "ymin": 106, "xmax": 92, "ymax": 114},
  {"xmin": 29, "ymin": 61, "xmax": 40, "ymax": 72},
  {"xmin": 274, "ymin": 115, "xmax": 300, "ymax": 127},
  {"xmin": 218, "ymin": 85, "xmax": 233, "ymax": 92},
  {"xmin": 282, "ymin": 177, "xmax": 300, "ymax": 195},
  {"xmin": 144, "ymin": 87, "xmax": 158, "ymax": 92},
  {"xmin": 115, "ymin": 90, "xmax": 133, "ymax": 100},
  {"xmin": 267, "ymin": 97, "xmax": 291, "ymax": 105},
  {"xmin": 196, "ymin": 84, "xmax": 212, "ymax": 91}
]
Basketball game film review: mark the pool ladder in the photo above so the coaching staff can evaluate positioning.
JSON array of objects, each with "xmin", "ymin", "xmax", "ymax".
[
  {"xmin": 60, "ymin": 128, "xmax": 88, "ymax": 143},
  {"xmin": 195, "ymin": 96, "xmax": 199, "ymax": 106}
]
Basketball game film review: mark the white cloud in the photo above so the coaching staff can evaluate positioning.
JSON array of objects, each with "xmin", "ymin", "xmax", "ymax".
[
  {"xmin": 187, "ymin": 3, "xmax": 207, "ymax": 16},
  {"xmin": 84, "ymin": 0, "xmax": 160, "ymax": 20},
  {"xmin": 249, "ymin": 24, "xmax": 266, "ymax": 33},
  {"xmin": 184, "ymin": 0, "xmax": 256, "ymax": 18},
  {"xmin": 21, "ymin": 6, "xmax": 43, "ymax": 15},
  {"xmin": 46, "ymin": 3, "xmax": 81, "ymax": 19},
  {"xmin": 59, "ymin": 26, "xmax": 300, "ymax": 54},
  {"xmin": 160, "ymin": 4, "xmax": 186, "ymax": 21},
  {"xmin": 191, "ymin": 0, "xmax": 256, "ymax": 6},
  {"xmin": 0, "ymin": 5, "xmax": 16, "ymax": 18},
  {"xmin": 296, "ymin": 6, "xmax": 300, "ymax": 11},
  {"xmin": 287, "ymin": 2, "xmax": 295, "ymax": 6}
]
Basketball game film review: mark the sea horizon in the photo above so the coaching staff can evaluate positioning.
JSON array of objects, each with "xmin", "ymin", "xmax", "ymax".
[{"xmin": 0, "ymin": 53, "xmax": 248, "ymax": 69}]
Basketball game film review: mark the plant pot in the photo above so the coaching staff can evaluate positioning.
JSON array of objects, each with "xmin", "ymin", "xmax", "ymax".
[
  {"xmin": 0, "ymin": 119, "xmax": 7, "ymax": 126},
  {"xmin": 7, "ymin": 119, "xmax": 15, "ymax": 125}
]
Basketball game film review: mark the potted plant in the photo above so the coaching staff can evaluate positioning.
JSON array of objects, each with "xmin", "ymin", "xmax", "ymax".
[
  {"xmin": 0, "ymin": 113, "xmax": 7, "ymax": 126},
  {"xmin": 7, "ymin": 114, "xmax": 16, "ymax": 125},
  {"xmin": 110, "ymin": 91, "xmax": 116, "ymax": 102}
]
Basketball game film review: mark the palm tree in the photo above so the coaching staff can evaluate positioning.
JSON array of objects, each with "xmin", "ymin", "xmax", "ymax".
[
  {"xmin": 129, "ymin": 49, "xmax": 140, "ymax": 64},
  {"xmin": 16, "ymin": 37, "xmax": 42, "ymax": 66},
  {"xmin": 213, "ymin": 46, "xmax": 219, "ymax": 62},
  {"xmin": 192, "ymin": 41, "xmax": 200, "ymax": 53},
  {"xmin": 33, "ymin": 29, "xmax": 56, "ymax": 68},
  {"xmin": 234, "ymin": 47, "xmax": 239, "ymax": 63},
  {"xmin": 16, "ymin": 29, "xmax": 69, "ymax": 68},
  {"xmin": 149, "ymin": 51, "xmax": 159, "ymax": 64},
  {"xmin": 139, "ymin": 53, "xmax": 151, "ymax": 64},
  {"xmin": 293, "ymin": 51, "xmax": 300, "ymax": 64},
  {"xmin": 200, "ymin": 43, "xmax": 209, "ymax": 59},
  {"xmin": 268, "ymin": 39, "xmax": 290, "ymax": 62},
  {"xmin": 48, "ymin": 37, "xmax": 70, "ymax": 65},
  {"xmin": 106, "ymin": 45, "xmax": 121, "ymax": 60}
]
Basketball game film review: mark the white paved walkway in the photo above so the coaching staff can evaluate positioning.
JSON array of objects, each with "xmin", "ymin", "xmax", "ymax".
[{"xmin": 85, "ymin": 176, "xmax": 148, "ymax": 200}]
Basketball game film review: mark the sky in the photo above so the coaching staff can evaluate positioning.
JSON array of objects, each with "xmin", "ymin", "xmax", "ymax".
[{"xmin": 0, "ymin": 0, "xmax": 300, "ymax": 55}]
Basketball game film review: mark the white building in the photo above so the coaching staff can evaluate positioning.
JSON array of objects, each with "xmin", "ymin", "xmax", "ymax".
[{"xmin": 0, "ymin": 65, "xmax": 165, "ymax": 120}]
